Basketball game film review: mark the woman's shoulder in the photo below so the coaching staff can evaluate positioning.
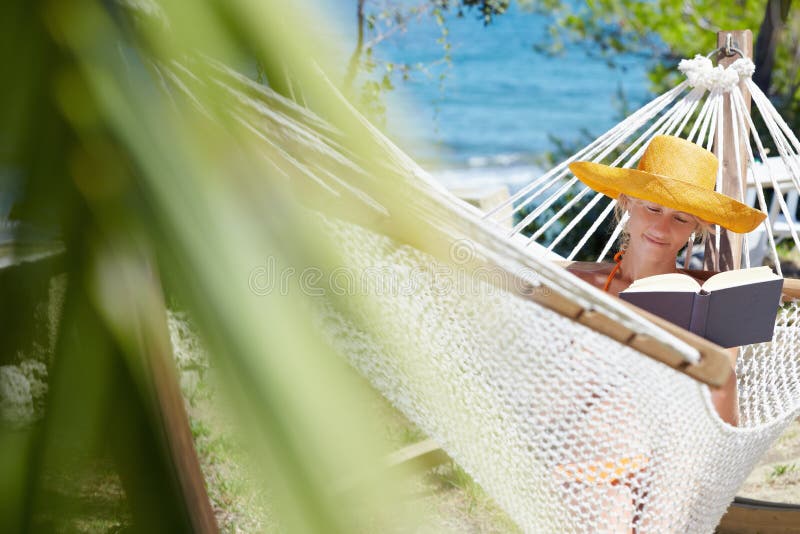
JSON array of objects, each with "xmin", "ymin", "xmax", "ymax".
[
  {"xmin": 563, "ymin": 261, "xmax": 615, "ymax": 274},
  {"xmin": 564, "ymin": 262, "xmax": 713, "ymax": 290},
  {"xmin": 564, "ymin": 261, "xmax": 614, "ymax": 288}
]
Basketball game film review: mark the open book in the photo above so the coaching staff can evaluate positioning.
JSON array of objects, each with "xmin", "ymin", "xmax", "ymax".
[{"xmin": 619, "ymin": 266, "xmax": 784, "ymax": 348}]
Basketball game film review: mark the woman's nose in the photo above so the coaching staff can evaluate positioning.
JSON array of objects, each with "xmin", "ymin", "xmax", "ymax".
[{"xmin": 651, "ymin": 215, "xmax": 672, "ymax": 234}]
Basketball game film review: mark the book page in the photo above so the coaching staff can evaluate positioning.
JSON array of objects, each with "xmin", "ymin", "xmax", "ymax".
[
  {"xmin": 702, "ymin": 266, "xmax": 780, "ymax": 293},
  {"xmin": 623, "ymin": 272, "xmax": 701, "ymax": 293}
]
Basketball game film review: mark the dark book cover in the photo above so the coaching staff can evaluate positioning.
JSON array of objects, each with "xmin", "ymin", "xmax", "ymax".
[
  {"xmin": 619, "ymin": 278, "xmax": 783, "ymax": 348},
  {"xmin": 618, "ymin": 291, "xmax": 695, "ymax": 331},
  {"xmin": 702, "ymin": 279, "xmax": 784, "ymax": 347}
]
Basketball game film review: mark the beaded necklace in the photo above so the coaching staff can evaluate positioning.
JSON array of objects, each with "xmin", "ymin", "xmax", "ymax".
[{"xmin": 603, "ymin": 250, "xmax": 625, "ymax": 293}]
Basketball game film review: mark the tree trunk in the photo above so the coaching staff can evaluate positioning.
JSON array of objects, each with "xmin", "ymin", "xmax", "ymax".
[
  {"xmin": 344, "ymin": 0, "xmax": 366, "ymax": 94},
  {"xmin": 753, "ymin": 0, "xmax": 792, "ymax": 93}
]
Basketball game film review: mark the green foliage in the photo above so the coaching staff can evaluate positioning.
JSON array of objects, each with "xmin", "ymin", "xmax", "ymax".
[
  {"xmin": 518, "ymin": 129, "xmax": 639, "ymax": 260},
  {"xmin": 3, "ymin": 0, "xmax": 436, "ymax": 531},
  {"xmin": 769, "ymin": 463, "xmax": 797, "ymax": 478},
  {"xmin": 776, "ymin": 238, "xmax": 796, "ymax": 256},
  {"xmin": 428, "ymin": 461, "xmax": 522, "ymax": 531},
  {"xmin": 526, "ymin": 0, "xmax": 753, "ymax": 64},
  {"xmin": 523, "ymin": 0, "xmax": 800, "ymax": 135},
  {"xmin": 516, "ymin": 193, "xmax": 616, "ymax": 261},
  {"xmin": 436, "ymin": 462, "xmax": 478, "ymax": 500},
  {"xmin": 445, "ymin": 0, "xmax": 512, "ymax": 23}
]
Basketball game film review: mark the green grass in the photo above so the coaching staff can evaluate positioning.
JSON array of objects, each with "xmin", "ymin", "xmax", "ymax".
[
  {"xmin": 32, "ymin": 452, "xmax": 130, "ymax": 533},
  {"xmin": 769, "ymin": 463, "xmax": 797, "ymax": 479},
  {"xmin": 188, "ymin": 398, "xmax": 274, "ymax": 533},
  {"xmin": 433, "ymin": 462, "xmax": 482, "ymax": 512},
  {"xmin": 776, "ymin": 240, "xmax": 797, "ymax": 260},
  {"xmin": 23, "ymin": 310, "xmax": 520, "ymax": 532}
]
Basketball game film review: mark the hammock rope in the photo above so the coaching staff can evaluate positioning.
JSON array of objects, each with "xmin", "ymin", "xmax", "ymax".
[
  {"xmin": 496, "ymin": 56, "xmax": 800, "ymax": 277},
  {"xmin": 158, "ymin": 52, "xmax": 800, "ymax": 533}
]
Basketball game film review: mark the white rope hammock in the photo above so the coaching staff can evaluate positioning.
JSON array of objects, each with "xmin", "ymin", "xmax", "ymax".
[
  {"xmin": 485, "ymin": 55, "xmax": 800, "ymax": 275},
  {"xmin": 161, "ymin": 55, "xmax": 800, "ymax": 533}
]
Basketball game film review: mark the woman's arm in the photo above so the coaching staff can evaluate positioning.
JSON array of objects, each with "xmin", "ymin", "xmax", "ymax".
[
  {"xmin": 782, "ymin": 278, "xmax": 800, "ymax": 301},
  {"xmin": 711, "ymin": 363, "xmax": 739, "ymax": 426},
  {"xmin": 711, "ymin": 346, "xmax": 740, "ymax": 426}
]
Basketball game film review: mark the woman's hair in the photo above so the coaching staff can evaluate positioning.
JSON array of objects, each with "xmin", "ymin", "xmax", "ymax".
[{"xmin": 613, "ymin": 194, "xmax": 714, "ymax": 251}]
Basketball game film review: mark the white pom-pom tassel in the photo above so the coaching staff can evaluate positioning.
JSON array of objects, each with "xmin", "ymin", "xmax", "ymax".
[
  {"xmin": 679, "ymin": 54, "xmax": 754, "ymax": 92},
  {"xmin": 678, "ymin": 55, "xmax": 714, "ymax": 89},
  {"xmin": 730, "ymin": 58, "xmax": 756, "ymax": 80}
]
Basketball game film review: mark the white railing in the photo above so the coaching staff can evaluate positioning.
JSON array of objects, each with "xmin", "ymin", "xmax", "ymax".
[{"xmin": 746, "ymin": 156, "xmax": 800, "ymax": 266}]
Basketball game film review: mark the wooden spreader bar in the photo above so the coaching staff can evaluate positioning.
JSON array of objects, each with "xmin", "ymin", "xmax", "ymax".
[{"xmin": 512, "ymin": 263, "xmax": 733, "ymax": 388}]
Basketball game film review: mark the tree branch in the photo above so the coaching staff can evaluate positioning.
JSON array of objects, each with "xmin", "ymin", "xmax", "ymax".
[{"xmin": 343, "ymin": 0, "xmax": 366, "ymax": 94}]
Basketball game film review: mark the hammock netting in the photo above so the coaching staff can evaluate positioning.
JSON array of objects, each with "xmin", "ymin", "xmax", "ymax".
[
  {"xmin": 318, "ymin": 217, "xmax": 800, "ymax": 532},
  {"xmin": 163, "ymin": 54, "xmax": 800, "ymax": 532}
]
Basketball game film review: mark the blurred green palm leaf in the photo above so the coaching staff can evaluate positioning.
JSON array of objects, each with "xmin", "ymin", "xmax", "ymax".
[{"xmin": 2, "ymin": 0, "xmax": 429, "ymax": 531}]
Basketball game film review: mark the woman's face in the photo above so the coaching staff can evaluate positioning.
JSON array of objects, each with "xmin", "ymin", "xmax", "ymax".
[{"xmin": 625, "ymin": 198, "xmax": 698, "ymax": 260}]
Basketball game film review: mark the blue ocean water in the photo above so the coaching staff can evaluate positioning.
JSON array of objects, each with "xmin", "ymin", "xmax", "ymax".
[{"xmin": 329, "ymin": 2, "xmax": 655, "ymax": 189}]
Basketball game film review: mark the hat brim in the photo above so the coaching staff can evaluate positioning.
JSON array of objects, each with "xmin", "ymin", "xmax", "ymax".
[{"xmin": 569, "ymin": 161, "xmax": 766, "ymax": 233}]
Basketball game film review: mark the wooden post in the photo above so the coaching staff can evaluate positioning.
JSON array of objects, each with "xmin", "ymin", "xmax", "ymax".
[
  {"xmin": 121, "ymin": 258, "xmax": 219, "ymax": 533},
  {"xmin": 704, "ymin": 30, "xmax": 753, "ymax": 272},
  {"xmin": 83, "ymin": 243, "xmax": 218, "ymax": 532}
]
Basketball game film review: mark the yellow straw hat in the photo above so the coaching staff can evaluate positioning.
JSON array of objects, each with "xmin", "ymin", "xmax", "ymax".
[{"xmin": 568, "ymin": 135, "xmax": 766, "ymax": 233}]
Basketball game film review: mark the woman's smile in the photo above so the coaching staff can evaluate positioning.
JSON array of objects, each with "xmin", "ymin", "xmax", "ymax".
[{"xmin": 642, "ymin": 233, "xmax": 669, "ymax": 246}]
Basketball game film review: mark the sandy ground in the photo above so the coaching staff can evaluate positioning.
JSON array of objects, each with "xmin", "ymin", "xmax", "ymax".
[{"xmin": 737, "ymin": 418, "xmax": 800, "ymax": 503}]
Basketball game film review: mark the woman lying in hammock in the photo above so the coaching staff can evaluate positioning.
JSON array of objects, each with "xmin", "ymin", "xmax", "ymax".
[{"xmin": 565, "ymin": 135, "xmax": 767, "ymax": 427}]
